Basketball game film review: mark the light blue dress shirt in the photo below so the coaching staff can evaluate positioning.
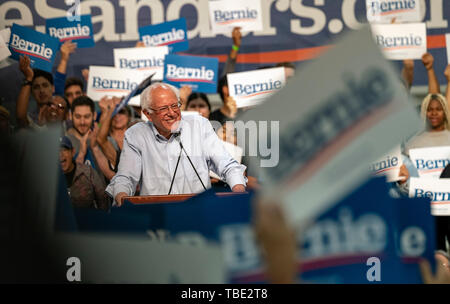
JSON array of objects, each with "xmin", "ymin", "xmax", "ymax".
[{"xmin": 106, "ymin": 114, "xmax": 247, "ymax": 201}]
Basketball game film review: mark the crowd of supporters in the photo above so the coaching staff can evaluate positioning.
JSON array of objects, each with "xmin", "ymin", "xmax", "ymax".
[{"xmin": 1, "ymin": 25, "xmax": 450, "ymax": 283}]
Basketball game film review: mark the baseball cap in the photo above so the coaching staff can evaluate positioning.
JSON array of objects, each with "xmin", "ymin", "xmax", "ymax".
[{"xmin": 60, "ymin": 136, "xmax": 73, "ymax": 150}]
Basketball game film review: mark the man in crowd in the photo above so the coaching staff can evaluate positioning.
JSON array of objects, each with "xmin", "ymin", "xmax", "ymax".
[
  {"xmin": 15, "ymin": 41, "xmax": 76, "ymax": 128},
  {"xmin": 59, "ymin": 136, "xmax": 109, "ymax": 210},
  {"xmin": 106, "ymin": 82, "xmax": 247, "ymax": 206},
  {"xmin": 16, "ymin": 56, "xmax": 54, "ymax": 128},
  {"xmin": 64, "ymin": 77, "xmax": 84, "ymax": 106},
  {"xmin": 39, "ymin": 95, "xmax": 69, "ymax": 127},
  {"xmin": 66, "ymin": 96, "xmax": 115, "ymax": 181}
]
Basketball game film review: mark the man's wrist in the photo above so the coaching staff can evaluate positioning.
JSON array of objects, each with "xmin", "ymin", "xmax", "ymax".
[{"xmin": 22, "ymin": 79, "xmax": 32, "ymax": 86}]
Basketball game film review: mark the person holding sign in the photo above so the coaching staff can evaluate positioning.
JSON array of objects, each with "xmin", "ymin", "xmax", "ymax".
[
  {"xmin": 16, "ymin": 56, "xmax": 54, "ymax": 128},
  {"xmin": 106, "ymin": 82, "xmax": 247, "ymax": 206},
  {"xmin": 209, "ymin": 27, "xmax": 242, "ymax": 126},
  {"xmin": 96, "ymin": 96, "xmax": 132, "ymax": 173},
  {"xmin": 15, "ymin": 41, "xmax": 76, "ymax": 129}
]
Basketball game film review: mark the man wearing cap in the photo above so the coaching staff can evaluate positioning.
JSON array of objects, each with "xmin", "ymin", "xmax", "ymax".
[
  {"xmin": 60, "ymin": 136, "xmax": 110, "ymax": 210},
  {"xmin": 106, "ymin": 82, "xmax": 247, "ymax": 206}
]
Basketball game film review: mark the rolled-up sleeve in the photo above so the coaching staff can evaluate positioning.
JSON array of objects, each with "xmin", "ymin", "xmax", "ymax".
[
  {"xmin": 202, "ymin": 120, "xmax": 247, "ymax": 189},
  {"xmin": 105, "ymin": 131, "xmax": 142, "ymax": 200}
]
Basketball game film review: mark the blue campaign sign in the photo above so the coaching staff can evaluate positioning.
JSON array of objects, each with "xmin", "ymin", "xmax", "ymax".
[
  {"xmin": 391, "ymin": 196, "xmax": 436, "ymax": 283},
  {"xmin": 8, "ymin": 23, "xmax": 60, "ymax": 73},
  {"xmin": 46, "ymin": 15, "xmax": 95, "ymax": 48},
  {"xmin": 139, "ymin": 18, "xmax": 188, "ymax": 53},
  {"xmin": 296, "ymin": 178, "xmax": 435, "ymax": 284},
  {"xmin": 71, "ymin": 178, "xmax": 436, "ymax": 283},
  {"xmin": 163, "ymin": 54, "xmax": 218, "ymax": 93}
]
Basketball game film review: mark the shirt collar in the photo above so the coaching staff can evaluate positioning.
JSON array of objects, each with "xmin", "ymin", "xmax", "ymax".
[{"xmin": 148, "ymin": 118, "xmax": 184, "ymax": 142}]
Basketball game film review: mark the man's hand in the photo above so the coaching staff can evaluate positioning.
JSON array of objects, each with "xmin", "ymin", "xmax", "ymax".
[
  {"xmin": 422, "ymin": 53, "xmax": 434, "ymax": 71},
  {"xmin": 232, "ymin": 184, "xmax": 246, "ymax": 192},
  {"xmin": 115, "ymin": 192, "xmax": 128, "ymax": 206},
  {"xmin": 99, "ymin": 96, "xmax": 114, "ymax": 113},
  {"xmin": 79, "ymin": 130, "xmax": 90, "ymax": 147},
  {"xmin": 179, "ymin": 85, "xmax": 192, "ymax": 110},
  {"xmin": 253, "ymin": 199, "xmax": 297, "ymax": 284},
  {"xmin": 88, "ymin": 123, "xmax": 99, "ymax": 149},
  {"xmin": 232, "ymin": 27, "xmax": 242, "ymax": 48},
  {"xmin": 81, "ymin": 69, "xmax": 89, "ymax": 82},
  {"xmin": 398, "ymin": 164, "xmax": 409, "ymax": 185},
  {"xmin": 111, "ymin": 96, "xmax": 122, "ymax": 106},
  {"xmin": 37, "ymin": 104, "xmax": 49, "ymax": 126},
  {"xmin": 444, "ymin": 65, "xmax": 450, "ymax": 82},
  {"xmin": 420, "ymin": 255, "xmax": 450, "ymax": 284},
  {"xmin": 135, "ymin": 41, "xmax": 145, "ymax": 48},
  {"xmin": 223, "ymin": 96, "xmax": 238, "ymax": 118},
  {"xmin": 19, "ymin": 55, "xmax": 33, "ymax": 81},
  {"xmin": 60, "ymin": 41, "xmax": 77, "ymax": 62}
]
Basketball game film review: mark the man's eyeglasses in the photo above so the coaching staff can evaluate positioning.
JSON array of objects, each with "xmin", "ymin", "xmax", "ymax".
[
  {"xmin": 150, "ymin": 101, "xmax": 182, "ymax": 114},
  {"xmin": 46, "ymin": 101, "xmax": 66, "ymax": 111}
]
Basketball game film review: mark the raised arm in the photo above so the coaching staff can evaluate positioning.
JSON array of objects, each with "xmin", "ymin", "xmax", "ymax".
[
  {"xmin": 422, "ymin": 53, "xmax": 440, "ymax": 94},
  {"xmin": 56, "ymin": 41, "xmax": 76, "ymax": 75},
  {"xmin": 221, "ymin": 27, "xmax": 241, "ymax": 77},
  {"xmin": 444, "ymin": 65, "xmax": 450, "ymax": 110},
  {"xmin": 97, "ymin": 96, "xmax": 119, "ymax": 165},
  {"xmin": 55, "ymin": 41, "xmax": 76, "ymax": 96},
  {"xmin": 401, "ymin": 59, "xmax": 414, "ymax": 90},
  {"xmin": 89, "ymin": 122, "xmax": 116, "ymax": 181},
  {"xmin": 16, "ymin": 56, "xmax": 34, "ymax": 127}
]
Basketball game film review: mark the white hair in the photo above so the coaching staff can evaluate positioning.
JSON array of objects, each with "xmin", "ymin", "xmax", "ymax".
[{"xmin": 140, "ymin": 82, "xmax": 180, "ymax": 112}]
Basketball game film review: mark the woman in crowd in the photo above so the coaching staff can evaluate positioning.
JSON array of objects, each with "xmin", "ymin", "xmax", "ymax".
[
  {"xmin": 97, "ymin": 96, "xmax": 131, "ymax": 173},
  {"xmin": 404, "ymin": 93, "xmax": 450, "ymax": 156},
  {"xmin": 185, "ymin": 92, "xmax": 211, "ymax": 119}
]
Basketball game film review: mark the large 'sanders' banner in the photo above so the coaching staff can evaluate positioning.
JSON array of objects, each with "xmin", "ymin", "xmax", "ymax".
[{"xmin": 0, "ymin": 0, "xmax": 449, "ymax": 85}]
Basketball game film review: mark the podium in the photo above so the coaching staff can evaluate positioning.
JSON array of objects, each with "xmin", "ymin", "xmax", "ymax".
[{"xmin": 123, "ymin": 192, "xmax": 247, "ymax": 204}]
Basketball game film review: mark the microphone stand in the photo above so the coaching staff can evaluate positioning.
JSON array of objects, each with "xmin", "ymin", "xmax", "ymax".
[
  {"xmin": 168, "ymin": 139, "xmax": 183, "ymax": 195},
  {"xmin": 179, "ymin": 140, "xmax": 207, "ymax": 191}
]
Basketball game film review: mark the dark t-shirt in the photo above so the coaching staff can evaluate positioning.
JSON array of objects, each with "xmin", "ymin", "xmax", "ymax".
[
  {"xmin": 64, "ymin": 163, "xmax": 76, "ymax": 188},
  {"xmin": 209, "ymin": 109, "xmax": 228, "ymax": 126}
]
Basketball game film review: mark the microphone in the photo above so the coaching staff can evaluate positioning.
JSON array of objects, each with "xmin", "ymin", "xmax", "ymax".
[
  {"xmin": 175, "ymin": 131, "xmax": 207, "ymax": 191},
  {"xmin": 168, "ymin": 132, "xmax": 183, "ymax": 195}
]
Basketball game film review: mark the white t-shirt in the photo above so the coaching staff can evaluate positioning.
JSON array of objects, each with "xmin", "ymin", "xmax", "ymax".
[{"xmin": 404, "ymin": 130, "xmax": 450, "ymax": 156}]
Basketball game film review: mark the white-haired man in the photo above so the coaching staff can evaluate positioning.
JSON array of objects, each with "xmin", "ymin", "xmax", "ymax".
[{"xmin": 106, "ymin": 82, "xmax": 247, "ymax": 206}]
